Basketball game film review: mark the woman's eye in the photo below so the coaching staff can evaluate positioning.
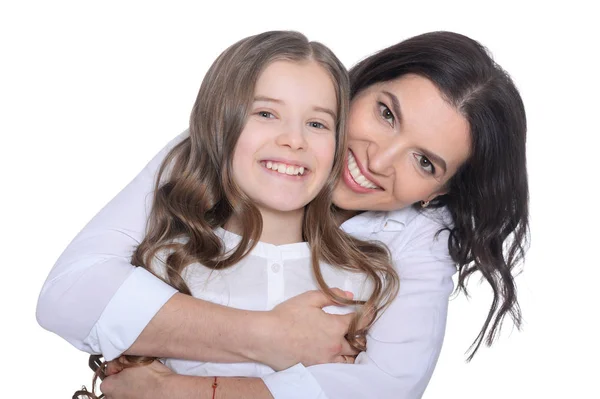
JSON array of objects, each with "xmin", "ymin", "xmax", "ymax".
[
  {"xmin": 308, "ymin": 121, "xmax": 326, "ymax": 129},
  {"xmin": 257, "ymin": 111, "xmax": 275, "ymax": 118},
  {"xmin": 378, "ymin": 103, "xmax": 395, "ymax": 125},
  {"xmin": 414, "ymin": 154, "xmax": 435, "ymax": 175}
]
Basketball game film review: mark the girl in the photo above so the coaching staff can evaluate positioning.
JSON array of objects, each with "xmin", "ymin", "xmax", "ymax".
[
  {"xmin": 39, "ymin": 31, "xmax": 528, "ymax": 399},
  {"xmin": 68, "ymin": 30, "xmax": 399, "ymax": 398}
]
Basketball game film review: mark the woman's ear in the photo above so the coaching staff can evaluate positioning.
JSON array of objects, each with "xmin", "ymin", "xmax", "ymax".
[{"xmin": 427, "ymin": 187, "xmax": 448, "ymax": 202}]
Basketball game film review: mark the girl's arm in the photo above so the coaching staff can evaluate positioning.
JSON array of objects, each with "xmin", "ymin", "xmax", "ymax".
[{"xmin": 36, "ymin": 131, "xmax": 355, "ymax": 370}]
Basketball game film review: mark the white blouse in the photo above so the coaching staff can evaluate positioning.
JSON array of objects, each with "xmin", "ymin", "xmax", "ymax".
[
  {"xmin": 36, "ymin": 131, "xmax": 456, "ymax": 399},
  {"xmin": 156, "ymin": 228, "xmax": 372, "ymax": 378}
]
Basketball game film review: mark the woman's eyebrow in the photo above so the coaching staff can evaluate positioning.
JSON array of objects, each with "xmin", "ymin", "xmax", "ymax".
[{"xmin": 382, "ymin": 90, "xmax": 403, "ymax": 124}]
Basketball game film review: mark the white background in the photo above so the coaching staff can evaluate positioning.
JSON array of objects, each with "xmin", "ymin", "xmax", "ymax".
[{"xmin": 1, "ymin": 0, "xmax": 598, "ymax": 397}]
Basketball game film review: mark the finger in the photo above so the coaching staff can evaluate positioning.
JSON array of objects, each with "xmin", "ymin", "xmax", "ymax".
[
  {"xmin": 339, "ymin": 338, "xmax": 360, "ymax": 357},
  {"xmin": 105, "ymin": 360, "xmax": 125, "ymax": 376},
  {"xmin": 99, "ymin": 375, "xmax": 114, "ymax": 396},
  {"xmin": 333, "ymin": 354, "xmax": 357, "ymax": 364},
  {"xmin": 313, "ymin": 288, "xmax": 354, "ymax": 308},
  {"xmin": 329, "ymin": 287, "xmax": 355, "ymax": 303},
  {"xmin": 295, "ymin": 289, "xmax": 352, "ymax": 308},
  {"xmin": 333, "ymin": 355, "xmax": 347, "ymax": 364}
]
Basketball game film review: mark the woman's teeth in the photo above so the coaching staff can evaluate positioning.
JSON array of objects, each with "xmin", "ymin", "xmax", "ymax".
[
  {"xmin": 348, "ymin": 152, "xmax": 379, "ymax": 189},
  {"xmin": 264, "ymin": 161, "xmax": 306, "ymax": 176}
]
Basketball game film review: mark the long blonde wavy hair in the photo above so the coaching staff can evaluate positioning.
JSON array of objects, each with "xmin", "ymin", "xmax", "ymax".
[{"xmin": 133, "ymin": 31, "xmax": 399, "ymax": 358}]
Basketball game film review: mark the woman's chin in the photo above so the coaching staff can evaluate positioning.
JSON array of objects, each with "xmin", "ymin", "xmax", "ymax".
[
  {"xmin": 333, "ymin": 183, "xmax": 408, "ymax": 213},
  {"xmin": 332, "ymin": 184, "xmax": 372, "ymax": 211}
]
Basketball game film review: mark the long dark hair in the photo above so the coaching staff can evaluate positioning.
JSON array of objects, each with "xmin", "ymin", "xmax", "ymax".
[{"xmin": 350, "ymin": 31, "xmax": 528, "ymax": 360}]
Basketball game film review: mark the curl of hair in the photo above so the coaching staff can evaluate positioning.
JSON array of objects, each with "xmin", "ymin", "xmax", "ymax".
[{"xmin": 350, "ymin": 31, "xmax": 529, "ymax": 359}]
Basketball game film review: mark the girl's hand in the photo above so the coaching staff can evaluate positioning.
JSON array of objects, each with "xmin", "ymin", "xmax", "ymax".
[{"xmin": 100, "ymin": 359, "xmax": 173, "ymax": 399}]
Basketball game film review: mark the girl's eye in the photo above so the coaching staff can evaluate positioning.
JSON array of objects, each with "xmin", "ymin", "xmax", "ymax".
[
  {"xmin": 414, "ymin": 154, "xmax": 435, "ymax": 175},
  {"xmin": 378, "ymin": 103, "xmax": 395, "ymax": 125},
  {"xmin": 257, "ymin": 111, "xmax": 275, "ymax": 119},
  {"xmin": 308, "ymin": 121, "xmax": 326, "ymax": 129}
]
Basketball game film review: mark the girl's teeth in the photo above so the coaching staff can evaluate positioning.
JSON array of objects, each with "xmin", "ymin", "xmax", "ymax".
[{"xmin": 263, "ymin": 162, "xmax": 306, "ymax": 176}]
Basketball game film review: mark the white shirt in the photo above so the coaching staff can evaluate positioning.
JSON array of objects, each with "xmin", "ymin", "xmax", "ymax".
[
  {"xmin": 36, "ymin": 132, "xmax": 456, "ymax": 399},
  {"xmin": 157, "ymin": 227, "xmax": 371, "ymax": 379}
]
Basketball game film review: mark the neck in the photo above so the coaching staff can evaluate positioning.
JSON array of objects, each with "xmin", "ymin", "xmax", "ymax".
[
  {"xmin": 335, "ymin": 208, "xmax": 360, "ymax": 226},
  {"xmin": 225, "ymin": 207, "xmax": 304, "ymax": 245}
]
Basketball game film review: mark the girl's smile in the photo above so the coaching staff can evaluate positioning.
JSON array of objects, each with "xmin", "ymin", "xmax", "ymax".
[{"xmin": 232, "ymin": 60, "xmax": 337, "ymax": 215}]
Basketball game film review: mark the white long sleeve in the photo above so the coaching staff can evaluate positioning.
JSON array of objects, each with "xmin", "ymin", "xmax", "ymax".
[
  {"xmin": 36, "ymin": 132, "xmax": 187, "ymax": 360},
  {"xmin": 36, "ymin": 131, "xmax": 456, "ymax": 398},
  {"xmin": 263, "ymin": 209, "xmax": 456, "ymax": 399}
]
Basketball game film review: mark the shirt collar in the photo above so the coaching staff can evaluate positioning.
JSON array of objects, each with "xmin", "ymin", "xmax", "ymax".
[{"xmin": 340, "ymin": 206, "xmax": 421, "ymax": 235}]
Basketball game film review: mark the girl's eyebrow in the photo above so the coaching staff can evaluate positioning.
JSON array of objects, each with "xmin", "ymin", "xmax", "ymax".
[
  {"xmin": 254, "ymin": 96, "xmax": 336, "ymax": 121},
  {"xmin": 313, "ymin": 106, "xmax": 337, "ymax": 121},
  {"xmin": 254, "ymin": 95, "xmax": 283, "ymax": 104}
]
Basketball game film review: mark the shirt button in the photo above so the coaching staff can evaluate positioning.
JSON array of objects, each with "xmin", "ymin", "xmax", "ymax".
[{"xmin": 271, "ymin": 263, "xmax": 281, "ymax": 273}]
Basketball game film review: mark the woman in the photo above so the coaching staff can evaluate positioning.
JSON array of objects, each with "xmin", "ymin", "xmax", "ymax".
[{"xmin": 37, "ymin": 31, "xmax": 528, "ymax": 399}]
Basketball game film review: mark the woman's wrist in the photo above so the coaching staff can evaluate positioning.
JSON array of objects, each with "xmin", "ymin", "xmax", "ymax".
[
  {"xmin": 165, "ymin": 374, "xmax": 273, "ymax": 399},
  {"xmin": 163, "ymin": 374, "xmax": 213, "ymax": 399},
  {"xmin": 240, "ymin": 310, "xmax": 282, "ymax": 365}
]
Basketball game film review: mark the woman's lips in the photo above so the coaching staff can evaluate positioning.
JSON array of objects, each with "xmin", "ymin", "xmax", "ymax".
[{"xmin": 342, "ymin": 151, "xmax": 381, "ymax": 193}]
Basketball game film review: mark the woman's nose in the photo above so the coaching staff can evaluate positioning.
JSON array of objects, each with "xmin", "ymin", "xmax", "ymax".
[{"xmin": 367, "ymin": 141, "xmax": 400, "ymax": 176}]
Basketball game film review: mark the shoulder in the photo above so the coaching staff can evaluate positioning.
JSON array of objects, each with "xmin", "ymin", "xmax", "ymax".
[
  {"xmin": 343, "ymin": 206, "xmax": 455, "ymax": 274},
  {"xmin": 342, "ymin": 206, "xmax": 451, "ymax": 246}
]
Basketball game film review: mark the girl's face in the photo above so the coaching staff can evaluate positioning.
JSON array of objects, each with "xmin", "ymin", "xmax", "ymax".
[
  {"xmin": 333, "ymin": 74, "xmax": 471, "ymax": 211},
  {"xmin": 232, "ymin": 60, "xmax": 337, "ymax": 215}
]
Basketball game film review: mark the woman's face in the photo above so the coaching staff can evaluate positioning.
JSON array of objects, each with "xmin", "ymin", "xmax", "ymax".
[{"xmin": 333, "ymin": 74, "xmax": 471, "ymax": 211}]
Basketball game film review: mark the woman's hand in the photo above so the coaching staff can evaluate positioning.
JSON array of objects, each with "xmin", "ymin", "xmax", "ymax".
[
  {"xmin": 254, "ymin": 288, "xmax": 361, "ymax": 370},
  {"xmin": 100, "ymin": 359, "xmax": 173, "ymax": 399}
]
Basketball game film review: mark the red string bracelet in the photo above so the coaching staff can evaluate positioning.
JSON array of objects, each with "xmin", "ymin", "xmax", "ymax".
[{"xmin": 212, "ymin": 376, "xmax": 218, "ymax": 399}]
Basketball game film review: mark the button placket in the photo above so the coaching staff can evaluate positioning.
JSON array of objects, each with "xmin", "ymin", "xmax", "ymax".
[{"xmin": 266, "ymin": 247, "xmax": 285, "ymax": 309}]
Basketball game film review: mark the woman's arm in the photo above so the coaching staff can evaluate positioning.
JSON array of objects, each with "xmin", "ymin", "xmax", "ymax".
[
  {"xmin": 36, "ymin": 131, "xmax": 356, "ymax": 369},
  {"xmin": 101, "ymin": 360, "xmax": 274, "ymax": 399},
  {"xmin": 36, "ymin": 132, "xmax": 185, "ymax": 361},
  {"xmin": 100, "ymin": 212, "xmax": 454, "ymax": 399},
  {"xmin": 262, "ymin": 212, "xmax": 456, "ymax": 399}
]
